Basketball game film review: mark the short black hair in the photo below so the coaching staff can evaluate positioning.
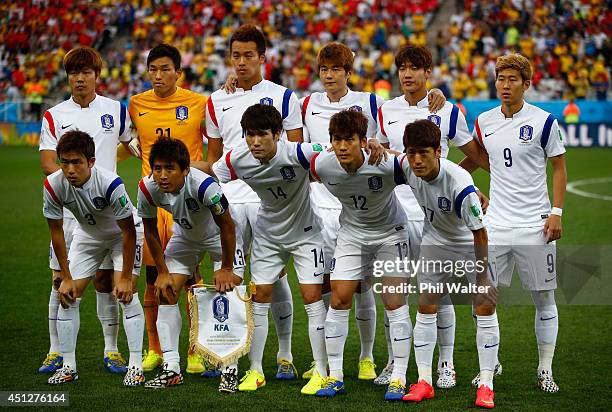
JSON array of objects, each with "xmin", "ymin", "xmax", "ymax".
[
  {"xmin": 230, "ymin": 24, "xmax": 267, "ymax": 56},
  {"xmin": 395, "ymin": 45, "xmax": 433, "ymax": 71},
  {"xmin": 329, "ymin": 110, "xmax": 368, "ymax": 142},
  {"xmin": 240, "ymin": 104, "xmax": 283, "ymax": 136},
  {"xmin": 63, "ymin": 46, "xmax": 103, "ymax": 76},
  {"xmin": 147, "ymin": 44, "xmax": 181, "ymax": 70},
  {"xmin": 403, "ymin": 119, "xmax": 441, "ymax": 150},
  {"xmin": 149, "ymin": 137, "xmax": 190, "ymax": 171},
  {"xmin": 56, "ymin": 130, "xmax": 95, "ymax": 160}
]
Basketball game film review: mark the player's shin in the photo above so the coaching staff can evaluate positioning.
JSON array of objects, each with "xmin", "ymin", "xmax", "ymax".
[
  {"xmin": 532, "ymin": 290, "xmax": 558, "ymax": 374},
  {"xmin": 48, "ymin": 288, "xmax": 61, "ymax": 353},
  {"xmin": 476, "ymin": 312, "xmax": 499, "ymax": 390},
  {"xmin": 156, "ymin": 304, "xmax": 181, "ymax": 373},
  {"xmin": 57, "ymin": 298, "xmax": 81, "ymax": 370},
  {"xmin": 386, "ymin": 305, "xmax": 412, "ymax": 385},
  {"xmin": 144, "ymin": 267, "xmax": 161, "ymax": 354},
  {"xmin": 355, "ymin": 288, "xmax": 376, "ymax": 362},
  {"xmin": 250, "ymin": 302, "xmax": 271, "ymax": 374},
  {"xmin": 96, "ymin": 291, "xmax": 120, "ymax": 355},
  {"xmin": 414, "ymin": 312, "xmax": 437, "ymax": 385},
  {"xmin": 120, "ymin": 293, "xmax": 144, "ymax": 370},
  {"xmin": 436, "ymin": 295, "xmax": 455, "ymax": 368},
  {"xmin": 305, "ymin": 300, "xmax": 327, "ymax": 376},
  {"xmin": 271, "ymin": 275, "xmax": 293, "ymax": 362},
  {"xmin": 325, "ymin": 308, "xmax": 350, "ymax": 381}
]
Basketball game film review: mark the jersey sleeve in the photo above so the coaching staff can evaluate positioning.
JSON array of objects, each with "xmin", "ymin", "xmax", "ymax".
[
  {"xmin": 296, "ymin": 142, "xmax": 324, "ymax": 169},
  {"xmin": 107, "ymin": 177, "xmax": 133, "ymax": 220},
  {"xmin": 376, "ymin": 106, "xmax": 389, "ymax": 144},
  {"xmin": 281, "ymin": 90, "xmax": 303, "ymax": 130},
  {"xmin": 309, "ymin": 152, "xmax": 322, "ymax": 183},
  {"xmin": 198, "ymin": 176, "xmax": 228, "ymax": 216},
  {"xmin": 542, "ymin": 116, "xmax": 566, "ymax": 158},
  {"xmin": 300, "ymin": 96, "xmax": 311, "ymax": 142},
  {"xmin": 450, "ymin": 106, "xmax": 472, "ymax": 147},
  {"xmin": 205, "ymin": 96, "xmax": 221, "ymax": 139},
  {"xmin": 398, "ymin": 154, "xmax": 416, "ymax": 186},
  {"xmin": 43, "ymin": 177, "xmax": 63, "ymax": 219},
  {"xmin": 118, "ymin": 102, "xmax": 132, "ymax": 143},
  {"xmin": 455, "ymin": 182, "xmax": 484, "ymax": 231},
  {"xmin": 472, "ymin": 117, "xmax": 485, "ymax": 148},
  {"xmin": 367, "ymin": 94, "xmax": 386, "ymax": 138},
  {"xmin": 212, "ymin": 151, "xmax": 235, "ymax": 183},
  {"xmin": 39, "ymin": 110, "xmax": 58, "ymax": 151},
  {"xmin": 137, "ymin": 179, "xmax": 157, "ymax": 219}
]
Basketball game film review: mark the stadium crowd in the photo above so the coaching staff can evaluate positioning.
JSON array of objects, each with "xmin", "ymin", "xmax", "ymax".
[{"xmin": 0, "ymin": 0, "xmax": 610, "ymax": 111}]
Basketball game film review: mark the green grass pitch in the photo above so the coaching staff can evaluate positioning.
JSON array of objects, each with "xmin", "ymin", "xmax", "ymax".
[{"xmin": 0, "ymin": 146, "xmax": 611, "ymax": 411}]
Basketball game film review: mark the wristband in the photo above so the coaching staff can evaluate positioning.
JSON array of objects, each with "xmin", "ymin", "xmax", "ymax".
[{"xmin": 551, "ymin": 207, "xmax": 563, "ymax": 216}]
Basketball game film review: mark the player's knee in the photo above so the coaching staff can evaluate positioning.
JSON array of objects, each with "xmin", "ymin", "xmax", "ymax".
[
  {"xmin": 417, "ymin": 304, "xmax": 438, "ymax": 314},
  {"xmin": 474, "ymin": 304, "xmax": 495, "ymax": 316},
  {"xmin": 331, "ymin": 293, "xmax": 352, "ymax": 310},
  {"xmin": 253, "ymin": 285, "xmax": 274, "ymax": 303},
  {"xmin": 300, "ymin": 288, "xmax": 322, "ymax": 305},
  {"xmin": 145, "ymin": 265, "xmax": 158, "ymax": 285},
  {"xmin": 384, "ymin": 302, "xmax": 405, "ymax": 311}
]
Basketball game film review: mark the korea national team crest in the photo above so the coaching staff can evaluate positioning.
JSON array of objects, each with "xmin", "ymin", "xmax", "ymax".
[
  {"xmin": 92, "ymin": 196, "xmax": 108, "ymax": 210},
  {"xmin": 428, "ymin": 114, "xmax": 441, "ymax": 127},
  {"xmin": 349, "ymin": 105, "xmax": 362, "ymax": 112},
  {"xmin": 438, "ymin": 196, "xmax": 451, "ymax": 213},
  {"xmin": 212, "ymin": 295, "xmax": 229, "ymax": 323},
  {"xmin": 280, "ymin": 166, "xmax": 296, "ymax": 181},
  {"xmin": 260, "ymin": 97, "xmax": 273, "ymax": 106},
  {"xmin": 368, "ymin": 176, "xmax": 383, "ymax": 191},
  {"xmin": 101, "ymin": 114, "xmax": 114, "ymax": 130},
  {"xmin": 176, "ymin": 105, "xmax": 189, "ymax": 121},
  {"xmin": 519, "ymin": 125, "xmax": 533, "ymax": 142}
]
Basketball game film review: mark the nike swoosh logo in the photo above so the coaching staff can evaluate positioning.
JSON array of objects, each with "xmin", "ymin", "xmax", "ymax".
[
  {"xmin": 64, "ymin": 200, "xmax": 75, "ymax": 205},
  {"xmin": 437, "ymin": 324, "xmax": 454, "ymax": 329},
  {"xmin": 388, "ymin": 120, "xmax": 399, "ymax": 125},
  {"xmin": 138, "ymin": 112, "xmax": 149, "ymax": 116},
  {"xmin": 125, "ymin": 313, "xmax": 141, "ymax": 319},
  {"xmin": 484, "ymin": 132, "xmax": 494, "ymax": 137},
  {"xmin": 544, "ymin": 276, "xmax": 556, "ymax": 283},
  {"xmin": 304, "ymin": 226, "xmax": 312, "ymax": 232},
  {"xmin": 222, "ymin": 107, "xmax": 233, "ymax": 112},
  {"xmin": 395, "ymin": 337, "xmax": 412, "ymax": 342},
  {"xmin": 159, "ymin": 203, "xmax": 171, "ymax": 206},
  {"xmin": 326, "ymin": 335, "xmax": 343, "ymax": 339},
  {"xmin": 256, "ymin": 379, "xmax": 264, "ymax": 387},
  {"xmin": 484, "ymin": 343, "xmax": 499, "ymax": 349},
  {"xmin": 243, "ymin": 175, "xmax": 253, "ymax": 180},
  {"xmin": 314, "ymin": 272, "xmax": 324, "ymax": 277},
  {"xmin": 328, "ymin": 182, "xmax": 338, "ymax": 185},
  {"xmin": 279, "ymin": 314, "xmax": 292, "ymax": 320},
  {"xmin": 316, "ymin": 326, "xmax": 324, "ymax": 331},
  {"xmin": 61, "ymin": 124, "xmax": 72, "ymax": 130},
  {"xmin": 540, "ymin": 315, "xmax": 557, "ymax": 321},
  {"xmin": 311, "ymin": 111, "xmax": 321, "ymax": 115},
  {"xmin": 355, "ymin": 317, "xmax": 371, "ymax": 321}
]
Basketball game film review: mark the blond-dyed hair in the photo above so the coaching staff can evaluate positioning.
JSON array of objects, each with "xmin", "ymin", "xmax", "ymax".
[{"xmin": 495, "ymin": 53, "xmax": 532, "ymax": 81}]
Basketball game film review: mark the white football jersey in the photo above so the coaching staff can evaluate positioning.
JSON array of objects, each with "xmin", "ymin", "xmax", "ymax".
[
  {"xmin": 473, "ymin": 102, "xmax": 566, "ymax": 227},
  {"xmin": 43, "ymin": 166, "xmax": 133, "ymax": 240},
  {"xmin": 213, "ymin": 139, "xmax": 323, "ymax": 244},
  {"xmin": 311, "ymin": 150, "xmax": 408, "ymax": 241},
  {"xmin": 301, "ymin": 89, "xmax": 384, "ymax": 210},
  {"xmin": 206, "ymin": 79, "xmax": 302, "ymax": 203},
  {"xmin": 137, "ymin": 167, "xmax": 225, "ymax": 241},
  {"xmin": 401, "ymin": 157, "xmax": 484, "ymax": 245},
  {"xmin": 376, "ymin": 93, "xmax": 472, "ymax": 220}
]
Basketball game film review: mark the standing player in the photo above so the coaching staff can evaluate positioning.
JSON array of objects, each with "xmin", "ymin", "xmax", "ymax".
[
  {"xmin": 211, "ymin": 104, "xmax": 327, "ymax": 395},
  {"xmin": 472, "ymin": 54, "xmax": 566, "ymax": 393},
  {"xmin": 39, "ymin": 46, "xmax": 134, "ymax": 375},
  {"xmin": 300, "ymin": 42, "xmax": 445, "ymax": 382},
  {"xmin": 377, "ymin": 45, "xmax": 490, "ymax": 388},
  {"xmin": 128, "ymin": 44, "xmax": 208, "ymax": 374},
  {"xmin": 138, "ymin": 137, "xmax": 240, "ymax": 389},
  {"xmin": 310, "ymin": 110, "xmax": 412, "ymax": 401},
  {"xmin": 206, "ymin": 25, "xmax": 300, "ymax": 381},
  {"xmin": 43, "ymin": 131, "xmax": 144, "ymax": 386},
  {"xmin": 397, "ymin": 120, "xmax": 499, "ymax": 408}
]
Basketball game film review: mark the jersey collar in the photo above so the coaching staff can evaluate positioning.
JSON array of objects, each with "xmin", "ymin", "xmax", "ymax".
[
  {"xmin": 403, "ymin": 91, "xmax": 429, "ymax": 108},
  {"xmin": 498, "ymin": 100, "xmax": 529, "ymax": 120},
  {"xmin": 325, "ymin": 88, "xmax": 353, "ymax": 104},
  {"xmin": 69, "ymin": 94, "xmax": 99, "ymax": 110},
  {"xmin": 236, "ymin": 79, "xmax": 266, "ymax": 93}
]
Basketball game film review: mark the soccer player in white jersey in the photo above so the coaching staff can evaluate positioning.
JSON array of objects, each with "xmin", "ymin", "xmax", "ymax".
[
  {"xmin": 377, "ymin": 45, "xmax": 490, "ymax": 388},
  {"xmin": 300, "ymin": 42, "xmax": 445, "ymax": 383},
  {"xmin": 396, "ymin": 120, "xmax": 499, "ymax": 408},
  {"xmin": 38, "ymin": 46, "xmax": 136, "ymax": 375},
  {"xmin": 205, "ymin": 24, "xmax": 300, "ymax": 380},
  {"xmin": 472, "ymin": 54, "xmax": 566, "ymax": 394},
  {"xmin": 43, "ymin": 131, "xmax": 143, "ymax": 386},
  {"xmin": 211, "ymin": 104, "xmax": 327, "ymax": 395},
  {"xmin": 137, "ymin": 137, "xmax": 240, "ymax": 389},
  {"xmin": 310, "ymin": 110, "xmax": 412, "ymax": 401}
]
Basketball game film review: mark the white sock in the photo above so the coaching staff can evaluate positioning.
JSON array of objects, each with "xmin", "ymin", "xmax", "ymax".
[
  {"xmin": 120, "ymin": 293, "xmax": 144, "ymax": 370},
  {"xmin": 477, "ymin": 312, "xmax": 500, "ymax": 390},
  {"xmin": 96, "ymin": 291, "xmax": 119, "ymax": 355},
  {"xmin": 304, "ymin": 300, "xmax": 328, "ymax": 376},
  {"xmin": 535, "ymin": 305, "xmax": 558, "ymax": 374},
  {"xmin": 355, "ymin": 288, "xmax": 376, "ymax": 361},
  {"xmin": 473, "ymin": 303, "xmax": 499, "ymax": 365},
  {"xmin": 250, "ymin": 302, "xmax": 270, "ymax": 374},
  {"xmin": 436, "ymin": 299, "xmax": 455, "ymax": 368},
  {"xmin": 414, "ymin": 312, "xmax": 437, "ymax": 385},
  {"xmin": 271, "ymin": 276, "xmax": 293, "ymax": 362},
  {"xmin": 57, "ymin": 298, "xmax": 81, "ymax": 370},
  {"xmin": 325, "ymin": 308, "xmax": 349, "ymax": 380},
  {"xmin": 48, "ymin": 289, "xmax": 60, "ymax": 353},
  {"xmin": 322, "ymin": 291, "xmax": 331, "ymax": 311},
  {"xmin": 156, "ymin": 304, "xmax": 181, "ymax": 373},
  {"xmin": 384, "ymin": 311, "xmax": 393, "ymax": 366},
  {"xmin": 387, "ymin": 305, "xmax": 412, "ymax": 386}
]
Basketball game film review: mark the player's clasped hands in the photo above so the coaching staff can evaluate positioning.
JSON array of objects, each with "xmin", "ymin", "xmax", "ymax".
[
  {"xmin": 113, "ymin": 277, "xmax": 134, "ymax": 304},
  {"xmin": 154, "ymin": 271, "xmax": 177, "ymax": 303}
]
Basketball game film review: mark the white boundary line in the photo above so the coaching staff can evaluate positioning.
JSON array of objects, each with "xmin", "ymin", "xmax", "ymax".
[{"xmin": 567, "ymin": 177, "xmax": 612, "ymax": 201}]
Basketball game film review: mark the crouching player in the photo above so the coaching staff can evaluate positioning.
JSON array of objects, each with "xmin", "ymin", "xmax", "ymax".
[
  {"xmin": 211, "ymin": 104, "xmax": 328, "ymax": 395},
  {"xmin": 310, "ymin": 110, "xmax": 413, "ymax": 401},
  {"xmin": 398, "ymin": 120, "xmax": 499, "ymax": 408},
  {"xmin": 43, "ymin": 131, "xmax": 144, "ymax": 386},
  {"xmin": 137, "ymin": 137, "xmax": 241, "ymax": 389}
]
